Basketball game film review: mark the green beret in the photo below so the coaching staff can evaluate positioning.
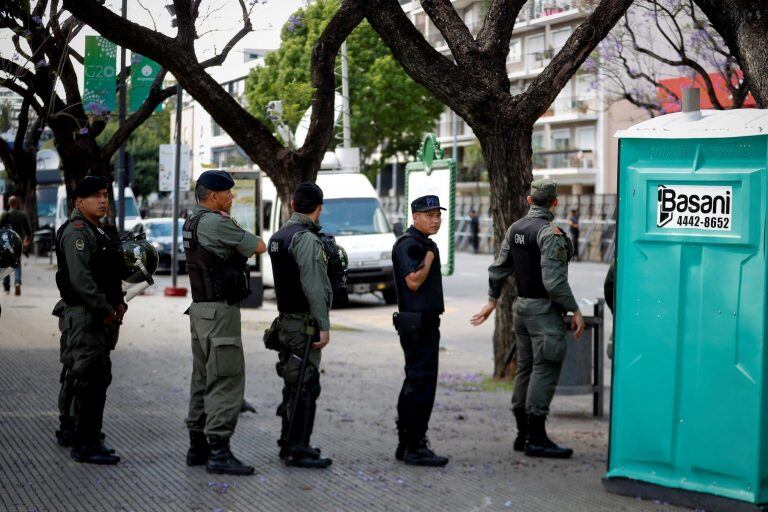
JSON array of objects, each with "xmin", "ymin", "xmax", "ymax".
[{"xmin": 531, "ymin": 179, "xmax": 557, "ymax": 197}]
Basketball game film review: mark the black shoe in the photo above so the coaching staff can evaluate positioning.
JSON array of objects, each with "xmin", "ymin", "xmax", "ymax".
[
  {"xmin": 513, "ymin": 409, "xmax": 528, "ymax": 452},
  {"xmin": 395, "ymin": 442, "xmax": 406, "ymax": 461},
  {"xmin": 98, "ymin": 434, "xmax": 116, "ymax": 455},
  {"xmin": 404, "ymin": 438, "xmax": 449, "ymax": 467},
  {"xmin": 55, "ymin": 428, "xmax": 76, "ymax": 448},
  {"xmin": 240, "ymin": 398, "xmax": 257, "ymax": 414},
  {"xmin": 206, "ymin": 437, "xmax": 254, "ymax": 476},
  {"xmin": 524, "ymin": 415, "xmax": 573, "ymax": 459},
  {"xmin": 71, "ymin": 443, "xmax": 120, "ymax": 465},
  {"xmin": 284, "ymin": 451, "xmax": 332, "ymax": 469},
  {"xmin": 186, "ymin": 430, "xmax": 209, "ymax": 466}
]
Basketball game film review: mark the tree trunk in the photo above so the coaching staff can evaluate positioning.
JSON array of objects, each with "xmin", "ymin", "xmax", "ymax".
[{"xmin": 476, "ymin": 124, "xmax": 533, "ymax": 378}]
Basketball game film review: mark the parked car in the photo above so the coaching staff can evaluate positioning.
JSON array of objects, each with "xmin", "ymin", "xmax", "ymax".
[{"xmin": 133, "ymin": 218, "xmax": 186, "ymax": 273}]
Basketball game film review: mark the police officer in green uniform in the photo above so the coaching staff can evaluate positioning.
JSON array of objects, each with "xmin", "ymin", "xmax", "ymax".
[
  {"xmin": 182, "ymin": 170, "xmax": 266, "ymax": 476},
  {"xmin": 471, "ymin": 179, "xmax": 585, "ymax": 459},
  {"xmin": 391, "ymin": 195, "xmax": 449, "ymax": 467},
  {"xmin": 54, "ymin": 176, "xmax": 126, "ymax": 464},
  {"xmin": 267, "ymin": 182, "xmax": 333, "ymax": 469}
]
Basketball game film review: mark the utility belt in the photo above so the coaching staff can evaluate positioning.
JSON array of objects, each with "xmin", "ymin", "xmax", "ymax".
[
  {"xmin": 263, "ymin": 312, "xmax": 318, "ymax": 352},
  {"xmin": 392, "ymin": 311, "xmax": 441, "ymax": 335}
]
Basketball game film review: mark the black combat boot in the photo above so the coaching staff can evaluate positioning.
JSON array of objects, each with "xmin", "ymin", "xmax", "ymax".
[
  {"xmin": 282, "ymin": 399, "xmax": 331, "ymax": 469},
  {"xmin": 524, "ymin": 414, "xmax": 573, "ymax": 459},
  {"xmin": 186, "ymin": 430, "xmax": 209, "ymax": 466},
  {"xmin": 404, "ymin": 437, "xmax": 449, "ymax": 467},
  {"xmin": 55, "ymin": 417, "xmax": 77, "ymax": 447},
  {"xmin": 395, "ymin": 422, "xmax": 409, "ymax": 461},
  {"xmin": 71, "ymin": 436, "xmax": 120, "ymax": 465},
  {"xmin": 206, "ymin": 436, "xmax": 254, "ymax": 475},
  {"xmin": 513, "ymin": 409, "xmax": 528, "ymax": 452}
]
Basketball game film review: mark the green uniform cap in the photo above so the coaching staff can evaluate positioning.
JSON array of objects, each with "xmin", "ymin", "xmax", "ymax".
[{"xmin": 531, "ymin": 179, "xmax": 558, "ymax": 197}]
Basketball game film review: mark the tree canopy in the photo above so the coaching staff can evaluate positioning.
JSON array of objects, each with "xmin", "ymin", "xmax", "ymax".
[{"xmin": 246, "ymin": 0, "xmax": 443, "ymax": 176}]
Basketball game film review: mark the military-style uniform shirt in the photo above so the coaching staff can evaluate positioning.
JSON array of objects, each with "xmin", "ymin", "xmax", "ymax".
[
  {"xmin": 57, "ymin": 209, "xmax": 115, "ymax": 319},
  {"xmin": 0, "ymin": 208, "xmax": 32, "ymax": 240},
  {"xmin": 487, "ymin": 205, "xmax": 578, "ymax": 315},
  {"xmin": 392, "ymin": 226, "xmax": 444, "ymax": 313},
  {"xmin": 283, "ymin": 213, "xmax": 332, "ymax": 331},
  {"xmin": 191, "ymin": 205, "xmax": 261, "ymax": 261}
]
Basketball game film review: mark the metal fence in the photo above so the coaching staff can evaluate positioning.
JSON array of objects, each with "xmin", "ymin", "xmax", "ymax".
[{"xmin": 381, "ymin": 194, "xmax": 616, "ymax": 263}]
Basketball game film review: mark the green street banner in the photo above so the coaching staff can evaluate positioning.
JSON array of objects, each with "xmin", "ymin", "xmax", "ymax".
[
  {"xmin": 404, "ymin": 134, "xmax": 457, "ymax": 276},
  {"xmin": 83, "ymin": 36, "xmax": 117, "ymax": 115},
  {"xmin": 129, "ymin": 53, "xmax": 162, "ymax": 113}
]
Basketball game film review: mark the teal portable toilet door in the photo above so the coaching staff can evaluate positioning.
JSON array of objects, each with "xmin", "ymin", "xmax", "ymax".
[{"xmin": 604, "ymin": 108, "xmax": 768, "ymax": 511}]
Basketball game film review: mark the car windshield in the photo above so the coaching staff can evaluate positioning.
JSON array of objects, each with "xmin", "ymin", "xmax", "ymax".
[
  {"xmin": 37, "ymin": 187, "xmax": 57, "ymax": 218},
  {"xmin": 320, "ymin": 198, "xmax": 391, "ymax": 236},
  {"xmin": 146, "ymin": 220, "xmax": 184, "ymax": 238},
  {"xmin": 123, "ymin": 196, "xmax": 139, "ymax": 217}
]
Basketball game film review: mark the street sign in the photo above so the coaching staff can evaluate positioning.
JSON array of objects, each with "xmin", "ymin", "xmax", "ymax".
[
  {"xmin": 404, "ymin": 134, "xmax": 457, "ymax": 276},
  {"xmin": 129, "ymin": 53, "xmax": 162, "ymax": 113},
  {"xmin": 159, "ymin": 144, "xmax": 190, "ymax": 192},
  {"xmin": 83, "ymin": 36, "xmax": 117, "ymax": 115}
]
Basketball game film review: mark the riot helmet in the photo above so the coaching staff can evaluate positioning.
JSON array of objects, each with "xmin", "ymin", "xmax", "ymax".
[
  {"xmin": 0, "ymin": 228, "xmax": 22, "ymax": 280},
  {"xmin": 118, "ymin": 232, "xmax": 159, "ymax": 301}
]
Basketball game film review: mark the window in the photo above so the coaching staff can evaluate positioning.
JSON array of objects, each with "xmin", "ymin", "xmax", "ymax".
[
  {"xmin": 551, "ymin": 27, "xmax": 572, "ymax": 53},
  {"xmin": 211, "ymin": 118, "xmax": 223, "ymax": 137},
  {"xmin": 320, "ymin": 198, "xmax": 391, "ymax": 236},
  {"xmin": 526, "ymin": 34, "xmax": 545, "ymax": 68},
  {"xmin": 508, "ymin": 38, "xmax": 522, "ymax": 63}
]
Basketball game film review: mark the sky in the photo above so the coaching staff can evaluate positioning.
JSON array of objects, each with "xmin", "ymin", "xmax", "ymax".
[{"xmin": 1, "ymin": 0, "xmax": 308, "ymax": 84}]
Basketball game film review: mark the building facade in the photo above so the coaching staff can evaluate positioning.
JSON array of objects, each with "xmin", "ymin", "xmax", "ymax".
[{"xmin": 400, "ymin": 0, "xmax": 647, "ymax": 194}]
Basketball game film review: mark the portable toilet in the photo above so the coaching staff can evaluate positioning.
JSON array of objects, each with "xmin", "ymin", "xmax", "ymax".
[{"xmin": 603, "ymin": 91, "xmax": 768, "ymax": 512}]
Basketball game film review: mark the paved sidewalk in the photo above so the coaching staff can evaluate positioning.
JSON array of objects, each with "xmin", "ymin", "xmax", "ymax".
[{"xmin": 0, "ymin": 257, "xmax": 680, "ymax": 512}]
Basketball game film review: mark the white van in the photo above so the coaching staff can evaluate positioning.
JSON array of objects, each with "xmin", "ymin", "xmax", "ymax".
[
  {"xmin": 261, "ymin": 171, "xmax": 398, "ymax": 304},
  {"xmin": 55, "ymin": 185, "xmax": 141, "ymax": 232}
]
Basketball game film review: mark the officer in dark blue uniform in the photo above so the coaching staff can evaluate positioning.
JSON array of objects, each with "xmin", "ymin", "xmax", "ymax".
[{"xmin": 391, "ymin": 195, "xmax": 449, "ymax": 467}]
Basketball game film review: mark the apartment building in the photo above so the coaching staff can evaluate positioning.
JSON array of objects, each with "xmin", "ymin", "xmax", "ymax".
[
  {"xmin": 174, "ymin": 48, "xmax": 270, "ymax": 181},
  {"xmin": 400, "ymin": 0, "xmax": 645, "ymax": 194}
]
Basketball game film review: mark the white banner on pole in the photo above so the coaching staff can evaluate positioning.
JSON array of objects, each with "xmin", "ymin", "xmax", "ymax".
[{"xmin": 159, "ymin": 144, "xmax": 191, "ymax": 192}]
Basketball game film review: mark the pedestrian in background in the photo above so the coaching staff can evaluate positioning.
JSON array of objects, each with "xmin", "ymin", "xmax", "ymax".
[
  {"xmin": 1, "ymin": 196, "xmax": 31, "ymax": 295},
  {"xmin": 469, "ymin": 208, "xmax": 480, "ymax": 254},
  {"xmin": 567, "ymin": 208, "xmax": 580, "ymax": 262}
]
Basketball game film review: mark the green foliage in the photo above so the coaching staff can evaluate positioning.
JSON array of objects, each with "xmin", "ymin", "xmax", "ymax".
[
  {"xmin": 98, "ymin": 104, "xmax": 171, "ymax": 198},
  {"xmin": 245, "ymin": 0, "xmax": 443, "ymax": 176}
]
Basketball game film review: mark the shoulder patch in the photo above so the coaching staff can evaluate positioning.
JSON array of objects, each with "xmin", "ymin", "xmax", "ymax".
[
  {"xmin": 551, "ymin": 225, "xmax": 564, "ymax": 236},
  {"xmin": 72, "ymin": 221, "xmax": 85, "ymax": 229},
  {"xmin": 75, "ymin": 238, "xmax": 85, "ymax": 251}
]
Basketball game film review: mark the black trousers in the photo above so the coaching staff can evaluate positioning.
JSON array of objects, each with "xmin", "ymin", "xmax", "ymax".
[{"xmin": 397, "ymin": 313, "xmax": 440, "ymax": 444}]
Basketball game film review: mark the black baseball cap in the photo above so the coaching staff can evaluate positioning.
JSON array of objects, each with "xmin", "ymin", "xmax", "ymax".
[
  {"xmin": 411, "ymin": 195, "xmax": 446, "ymax": 213},
  {"xmin": 293, "ymin": 181, "xmax": 324, "ymax": 213},
  {"xmin": 75, "ymin": 176, "xmax": 109, "ymax": 198},
  {"xmin": 197, "ymin": 170, "xmax": 235, "ymax": 191}
]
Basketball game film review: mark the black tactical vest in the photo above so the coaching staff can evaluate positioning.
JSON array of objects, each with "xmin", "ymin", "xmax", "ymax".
[
  {"xmin": 55, "ymin": 216, "xmax": 124, "ymax": 307},
  {"xmin": 392, "ymin": 227, "xmax": 445, "ymax": 313},
  {"xmin": 268, "ymin": 222, "xmax": 314, "ymax": 313},
  {"xmin": 183, "ymin": 211, "xmax": 251, "ymax": 304},
  {"xmin": 508, "ymin": 217, "xmax": 550, "ymax": 299}
]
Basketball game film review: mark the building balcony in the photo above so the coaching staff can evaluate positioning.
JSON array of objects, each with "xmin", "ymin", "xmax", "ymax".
[
  {"xmin": 535, "ymin": 95, "xmax": 598, "ymax": 125},
  {"xmin": 516, "ymin": 0, "xmax": 594, "ymax": 26},
  {"xmin": 533, "ymin": 148, "xmax": 594, "ymax": 171}
]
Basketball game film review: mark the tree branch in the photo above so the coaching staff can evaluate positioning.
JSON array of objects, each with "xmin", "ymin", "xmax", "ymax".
[
  {"xmin": 0, "ymin": 137, "xmax": 16, "ymax": 182},
  {"xmin": 518, "ymin": 0, "xmax": 635, "ymax": 124},
  {"xmin": 420, "ymin": 0, "xmax": 479, "ymax": 69},
  {"xmin": 173, "ymin": 0, "xmax": 197, "ymax": 48},
  {"xmin": 198, "ymin": 0, "xmax": 253, "ymax": 68},
  {"xmin": 354, "ymin": 0, "xmax": 484, "ymax": 120},
  {"xmin": 102, "ymin": 73, "xmax": 175, "ymax": 160},
  {"xmin": 298, "ymin": 0, "xmax": 364, "ymax": 174},
  {"xmin": 476, "ymin": 0, "xmax": 527, "ymax": 64}
]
